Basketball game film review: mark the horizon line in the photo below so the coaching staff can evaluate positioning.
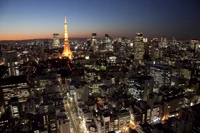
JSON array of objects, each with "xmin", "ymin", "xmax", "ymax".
[
  {"xmin": 0, "ymin": 37, "xmax": 198, "ymax": 41},
  {"xmin": 0, "ymin": 37, "xmax": 90, "ymax": 41}
]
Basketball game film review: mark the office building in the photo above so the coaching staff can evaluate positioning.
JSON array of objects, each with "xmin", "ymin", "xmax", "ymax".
[
  {"xmin": 0, "ymin": 75, "xmax": 30, "ymax": 107},
  {"xmin": 179, "ymin": 104, "xmax": 200, "ymax": 133},
  {"xmin": 117, "ymin": 109, "xmax": 130, "ymax": 133},
  {"xmin": 146, "ymin": 62, "xmax": 171, "ymax": 92},
  {"xmin": 52, "ymin": 33, "xmax": 60, "ymax": 47},
  {"xmin": 127, "ymin": 76, "xmax": 154, "ymax": 101},
  {"xmin": 3, "ymin": 51, "xmax": 19, "ymax": 76},
  {"xmin": 159, "ymin": 36, "xmax": 168, "ymax": 48},
  {"xmin": 134, "ymin": 33, "xmax": 145, "ymax": 62},
  {"xmin": 104, "ymin": 34, "xmax": 113, "ymax": 51},
  {"xmin": 57, "ymin": 115, "xmax": 70, "ymax": 133}
]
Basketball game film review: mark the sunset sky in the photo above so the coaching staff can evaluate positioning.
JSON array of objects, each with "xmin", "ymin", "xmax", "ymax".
[{"xmin": 0, "ymin": 0, "xmax": 200, "ymax": 40}]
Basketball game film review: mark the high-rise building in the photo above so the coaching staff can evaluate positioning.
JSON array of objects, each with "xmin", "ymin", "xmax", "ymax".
[
  {"xmin": 3, "ymin": 51, "xmax": 19, "ymax": 76},
  {"xmin": 157, "ymin": 36, "xmax": 167, "ymax": 59},
  {"xmin": 104, "ymin": 34, "xmax": 113, "ymax": 51},
  {"xmin": 102, "ymin": 114, "xmax": 110, "ymax": 132},
  {"xmin": 134, "ymin": 33, "xmax": 145, "ymax": 62},
  {"xmin": 0, "ymin": 75, "xmax": 30, "ymax": 107},
  {"xmin": 159, "ymin": 36, "xmax": 168, "ymax": 48},
  {"xmin": 52, "ymin": 33, "xmax": 60, "ymax": 47},
  {"xmin": 127, "ymin": 76, "xmax": 154, "ymax": 101},
  {"xmin": 117, "ymin": 109, "xmax": 130, "ymax": 132},
  {"xmin": 143, "ymin": 38, "xmax": 148, "ymax": 43},
  {"xmin": 179, "ymin": 104, "xmax": 200, "ymax": 133},
  {"xmin": 172, "ymin": 37, "xmax": 178, "ymax": 45},
  {"xmin": 62, "ymin": 16, "xmax": 73, "ymax": 60},
  {"xmin": 91, "ymin": 33, "xmax": 97, "ymax": 46},
  {"xmin": 146, "ymin": 62, "xmax": 171, "ymax": 92},
  {"xmin": 57, "ymin": 115, "xmax": 70, "ymax": 133},
  {"xmin": 90, "ymin": 33, "xmax": 98, "ymax": 52},
  {"xmin": 190, "ymin": 40, "xmax": 200, "ymax": 57}
]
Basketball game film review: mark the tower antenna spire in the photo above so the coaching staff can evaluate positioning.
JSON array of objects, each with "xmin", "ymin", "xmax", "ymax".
[
  {"xmin": 64, "ymin": 14, "xmax": 67, "ymax": 23},
  {"xmin": 62, "ymin": 14, "xmax": 73, "ymax": 60}
]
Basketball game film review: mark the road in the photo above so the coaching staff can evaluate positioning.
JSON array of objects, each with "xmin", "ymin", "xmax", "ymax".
[
  {"xmin": 65, "ymin": 101, "xmax": 80, "ymax": 133},
  {"xmin": 65, "ymin": 100, "xmax": 89, "ymax": 133},
  {"xmin": 62, "ymin": 86, "xmax": 88, "ymax": 133}
]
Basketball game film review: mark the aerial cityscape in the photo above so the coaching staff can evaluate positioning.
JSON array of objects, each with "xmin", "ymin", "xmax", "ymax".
[{"xmin": 0, "ymin": 0, "xmax": 200, "ymax": 133}]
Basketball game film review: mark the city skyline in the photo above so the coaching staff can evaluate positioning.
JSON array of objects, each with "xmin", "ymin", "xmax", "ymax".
[
  {"xmin": 0, "ymin": 0, "xmax": 200, "ymax": 40},
  {"xmin": 1, "ymin": 1, "xmax": 200, "ymax": 132}
]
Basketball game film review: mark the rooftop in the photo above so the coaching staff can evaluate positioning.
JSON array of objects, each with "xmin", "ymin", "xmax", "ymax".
[{"xmin": 0, "ymin": 75, "xmax": 27, "ymax": 86}]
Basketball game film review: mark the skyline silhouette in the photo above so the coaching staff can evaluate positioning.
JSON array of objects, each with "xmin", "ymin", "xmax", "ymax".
[{"xmin": 0, "ymin": 0, "xmax": 200, "ymax": 40}]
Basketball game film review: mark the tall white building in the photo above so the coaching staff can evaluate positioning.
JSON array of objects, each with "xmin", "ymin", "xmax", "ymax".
[{"xmin": 52, "ymin": 33, "xmax": 60, "ymax": 47}]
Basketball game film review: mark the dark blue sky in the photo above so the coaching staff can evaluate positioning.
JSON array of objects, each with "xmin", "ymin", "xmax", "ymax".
[{"xmin": 0, "ymin": 0, "xmax": 200, "ymax": 40}]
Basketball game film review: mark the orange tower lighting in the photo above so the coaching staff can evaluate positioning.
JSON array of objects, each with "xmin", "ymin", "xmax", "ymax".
[{"xmin": 62, "ymin": 15, "xmax": 73, "ymax": 60}]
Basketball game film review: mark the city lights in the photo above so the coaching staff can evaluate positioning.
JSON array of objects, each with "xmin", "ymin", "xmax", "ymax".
[{"xmin": 0, "ymin": 1, "xmax": 200, "ymax": 133}]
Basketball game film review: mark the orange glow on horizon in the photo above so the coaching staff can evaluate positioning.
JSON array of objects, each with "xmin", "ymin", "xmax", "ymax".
[
  {"xmin": 0, "ymin": 30, "xmax": 124, "ymax": 41},
  {"xmin": 0, "ymin": 33, "xmax": 90, "ymax": 41}
]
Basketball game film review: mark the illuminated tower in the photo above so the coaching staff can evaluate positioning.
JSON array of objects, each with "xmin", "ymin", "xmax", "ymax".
[{"xmin": 62, "ymin": 15, "xmax": 73, "ymax": 60}]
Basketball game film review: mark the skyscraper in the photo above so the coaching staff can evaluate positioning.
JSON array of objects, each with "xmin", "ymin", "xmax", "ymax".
[
  {"xmin": 134, "ymin": 33, "xmax": 145, "ymax": 62},
  {"xmin": 3, "ymin": 51, "xmax": 19, "ymax": 76},
  {"xmin": 62, "ymin": 16, "xmax": 73, "ymax": 60},
  {"xmin": 52, "ymin": 33, "xmax": 60, "ymax": 47},
  {"xmin": 159, "ymin": 36, "xmax": 168, "ymax": 48},
  {"xmin": 104, "ymin": 34, "xmax": 113, "ymax": 51}
]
